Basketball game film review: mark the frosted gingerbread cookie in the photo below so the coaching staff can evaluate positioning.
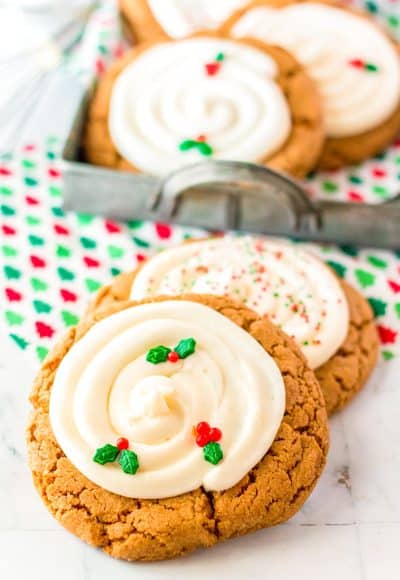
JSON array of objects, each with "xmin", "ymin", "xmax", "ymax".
[
  {"xmin": 89, "ymin": 237, "xmax": 379, "ymax": 415},
  {"xmin": 27, "ymin": 295, "xmax": 328, "ymax": 561},
  {"xmin": 83, "ymin": 35, "xmax": 323, "ymax": 177},
  {"xmin": 119, "ymin": 0, "xmax": 249, "ymax": 42},
  {"xmin": 225, "ymin": 0, "xmax": 400, "ymax": 168}
]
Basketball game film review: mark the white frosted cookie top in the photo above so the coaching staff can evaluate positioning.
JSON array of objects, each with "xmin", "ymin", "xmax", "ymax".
[
  {"xmin": 50, "ymin": 300, "xmax": 285, "ymax": 499},
  {"xmin": 147, "ymin": 0, "xmax": 248, "ymax": 37},
  {"xmin": 130, "ymin": 237, "xmax": 350, "ymax": 369},
  {"xmin": 232, "ymin": 2, "xmax": 400, "ymax": 137},
  {"xmin": 109, "ymin": 37, "xmax": 291, "ymax": 175}
]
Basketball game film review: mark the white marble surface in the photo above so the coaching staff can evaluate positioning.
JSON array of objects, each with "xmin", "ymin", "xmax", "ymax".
[{"xmin": 0, "ymin": 332, "xmax": 399, "ymax": 580}]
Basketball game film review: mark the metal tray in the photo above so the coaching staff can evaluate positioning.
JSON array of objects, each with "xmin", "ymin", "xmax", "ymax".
[{"xmin": 59, "ymin": 72, "xmax": 400, "ymax": 249}]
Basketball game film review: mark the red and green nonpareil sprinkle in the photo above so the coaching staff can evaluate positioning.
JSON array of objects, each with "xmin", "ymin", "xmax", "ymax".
[
  {"xmin": 146, "ymin": 337, "xmax": 196, "ymax": 364},
  {"xmin": 93, "ymin": 438, "xmax": 139, "ymax": 475},
  {"xmin": 348, "ymin": 59, "xmax": 379, "ymax": 72}
]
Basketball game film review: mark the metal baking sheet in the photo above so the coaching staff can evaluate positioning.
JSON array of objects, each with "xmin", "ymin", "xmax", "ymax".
[{"xmin": 60, "ymin": 75, "xmax": 400, "ymax": 249}]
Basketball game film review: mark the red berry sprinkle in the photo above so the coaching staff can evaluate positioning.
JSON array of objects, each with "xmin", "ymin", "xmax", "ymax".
[
  {"xmin": 197, "ymin": 135, "xmax": 206, "ymax": 142},
  {"xmin": 116, "ymin": 437, "xmax": 129, "ymax": 451},
  {"xmin": 196, "ymin": 433, "xmax": 210, "ymax": 447},
  {"xmin": 349, "ymin": 58, "xmax": 364, "ymax": 69},
  {"xmin": 208, "ymin": 427, "xmax": 222, "ymax": 442},
  {"xmin": 194, "ymin": 422, "xmax": 223, "ymax": 447},
  {"xmin": 168, "ymin": 351, "xmax": 180, "ymax": 363},
  {"xmin": 205, "ymin": 62, "xmax": 221, "ymax": 76},
  {"xmin": 196, "ymin": 421, "xmax": 211, "ymax": 436}
]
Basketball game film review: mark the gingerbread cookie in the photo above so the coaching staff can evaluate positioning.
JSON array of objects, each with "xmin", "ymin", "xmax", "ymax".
[
  {"xmin": 27, "ymin": 295, "xmax": 328, "ymax": 561},
  {"xmin": 119, "ymin": 0, "xmax": 249, "ymax": 42},
  {"xmin": 224, "ymin": 0, "xmax": 400, "ymax": 168},
  {"xmin": 83, "ymin": 34, "xmax": 323, "ymax": 177},
  {"xmin": 88, "ymin": 237, "xmax": 379, "ymax": 415}
]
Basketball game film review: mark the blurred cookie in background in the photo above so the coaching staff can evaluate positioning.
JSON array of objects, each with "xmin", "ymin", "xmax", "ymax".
[
  {"xmin": 225, "ymin": 0, "xmax": 400, "ymax": 168},
  {"xmin": 83, "ymin": 34, "xmax": 324, "ymax": 177},
  {"xmin": 119, "ymin": 0, "xmax": 249, "ymax": 41}
]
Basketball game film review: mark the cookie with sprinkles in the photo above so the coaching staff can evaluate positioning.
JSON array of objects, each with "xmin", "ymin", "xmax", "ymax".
[
  {"xmin": 87, "ymin": 236, "xmax": 379, "ymax": 415},
  {"xmin": 83, "ymin": 34, "xmax": 324, "ymax": 177},
  {"xmin": 27, "ymin": 294, "xmax": 328, "ymax": 561},
  {"xmin": 224, "ymin": 0, "xmax": 400, "ymax": 168}
]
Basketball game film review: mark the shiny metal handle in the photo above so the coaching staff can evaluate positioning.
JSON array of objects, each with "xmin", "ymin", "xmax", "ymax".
[
  {"xmin": 156, "ymin": 161, "xmax": 321, "ymax": 232},
  {"xmin": 62, "ymin": 157, "xmax": 400, "ymax": 248}
]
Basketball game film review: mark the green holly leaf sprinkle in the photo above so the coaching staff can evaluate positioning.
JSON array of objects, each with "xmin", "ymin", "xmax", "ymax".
[
  {"xmin": 93, "ymin": 444, "xmax": 119, "ymax": 465},
  {"xmin": 197, "ymin": 142, "xmax": 213, "ymax": 156},
  {"xmin": 179, "ymin": 139, "xmax": 197, "ymax": 152},
  {"xmin": 203, "ymin": 442, "xmax": 223, "ymax": 465},
  {"xmin": 365, "ymin": 63, "xmax": 378, "ymax": 72},
  {"xmin": 146, "ymin": 345, "xmax": 171, "ymax": 364},
  {"xmin": 174, "ymin": 337, "xmax": 196, "ymax": 359},
  {"xmin": 118, "ymin": 449, "xmax": 139, "ymax": 475}
]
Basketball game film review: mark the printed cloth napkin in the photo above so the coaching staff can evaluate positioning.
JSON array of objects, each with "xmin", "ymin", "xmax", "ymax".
[{"xmin": 0, "ymin": 0, "xmax": 400, "ymax": 368}]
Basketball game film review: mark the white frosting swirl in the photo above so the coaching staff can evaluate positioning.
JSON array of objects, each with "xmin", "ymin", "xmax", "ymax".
[
  {"xmin": 50, "ymin": 300, "xmax": 285, "ymax": 499},
  {"xmin": 147, "ymin": 0, "xmax": 248, "ymax": 38},
  {"xmin": 130, "ymin": 237, "xmax": 349, "ymax": 369},
  {"xmin": 232, "ymin": 3, "xmax": 400, "ymax": 137},
  {"xmin": 109, "ymin": 38, "xmax": 291, "ymax": 175}
]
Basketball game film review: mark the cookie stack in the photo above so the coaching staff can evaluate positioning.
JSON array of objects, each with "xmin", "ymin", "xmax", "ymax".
[
  {"xmin": 27, "ymin": 236, "xmax": 379, "ymax": 561},
  {"xmin": 83, "ymin": 0, "xmax": 400, "ymax": 175},
  {"xmin": 28, "ymin": 0, "xmax": 386, "ymax": 563}
]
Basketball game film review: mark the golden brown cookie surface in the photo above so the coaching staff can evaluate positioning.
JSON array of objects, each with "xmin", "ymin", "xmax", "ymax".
[
  {"xmin": 223, "ymin": 0, "xmax": 400, "ymax": 169},
  {"xmin": 27, "ymin": 294, "xmax": 328, "ymax": 561},
  {"xmin": 83, "ymin": 34, "xmax": 324, "ymax": 178},
  {"xmin": 315, "ymin": 281, "xmax": 379, "ymax": 414},
  {"xmin": 119, "ymin": 0, "xmax": 168, "ymax": 43},
  {"xmin": 119, "ymin": 0, "xmax": 251, "ymax": 42},
  {"xmin": 86, "ymin": 269, "xmax": 379, "ymax": 416}
]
